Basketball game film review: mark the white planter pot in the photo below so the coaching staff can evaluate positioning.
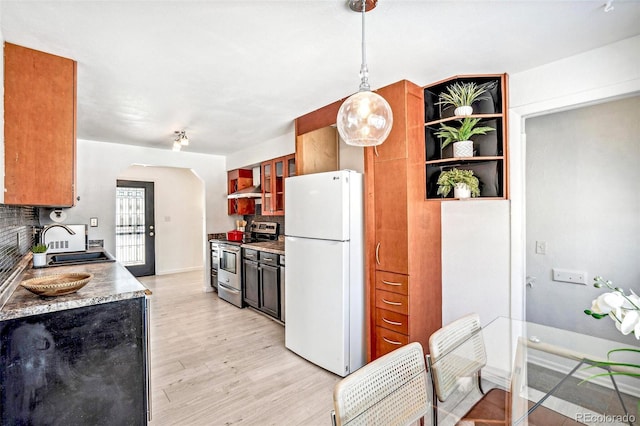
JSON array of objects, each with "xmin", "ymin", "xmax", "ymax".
[
  {"xmin": 453, "ymin": 140, "xmax": 474, "ymax": 158},
  {"xmin": 454, "ymin": 105, "xmax": 473, "ymax": 116},
  {"xmin": 454, "ymin": 183, "xmax": 471, "ymax": 199},
  {"xmin": 33, "ymin": 252, "xmax": 47, "ymax": 267}
]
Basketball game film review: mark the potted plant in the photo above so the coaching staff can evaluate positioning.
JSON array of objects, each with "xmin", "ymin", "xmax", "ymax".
[
  {"xmin": 436, "ymin": 82, "xmax": 489, "ymax": 116},
  {"xmin": 437, "ymin": 168, "xmax": 480, "ymax": 199},
  {"xmin": 434, "ymin": 117, "xmax": 495, "ymax": 158},
  {"xmin": 31, "ymin": 243, "xmax": 48, "ymax": 267}
]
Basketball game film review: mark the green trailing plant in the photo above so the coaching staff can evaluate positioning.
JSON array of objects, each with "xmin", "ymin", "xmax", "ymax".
[
  {"xmin": 31, "ymin": 244, "xmax": 48, "ymax": 253},
  {"xmin": 436, "ymin": 168, "xmax": 480, "ymax": 198},
  {"xmin": 435, "ymin": 117, "xmax": 495, "ymax": 149},
  {"xmin": 436, "ymin": 81, "xmax": 489, "ymax": 109}
]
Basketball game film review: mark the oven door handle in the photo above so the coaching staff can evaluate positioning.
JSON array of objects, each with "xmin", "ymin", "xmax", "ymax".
[{"xmin": 218, "ymin": 283, "xmax": 241, "ymax": 294}]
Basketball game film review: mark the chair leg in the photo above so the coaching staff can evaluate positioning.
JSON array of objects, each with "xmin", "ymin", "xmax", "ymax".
[
  {"xmin": 477, "ymin": 370, "xmax": 485, "ymax": 395},
  {"xmin": 426, "ymin": 355, "xmax": 438, "ymax": 425}
]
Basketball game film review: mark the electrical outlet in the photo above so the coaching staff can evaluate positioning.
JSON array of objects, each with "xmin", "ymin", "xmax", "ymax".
[
  {"xmin": 90, "ymin": 217, "xmax": 98, "ymax": 227},
  {"xmin": 552, "ymin": 268, "xmax": 587, "ymax": 285},
  {"xmin": 535, "ymin": 241, "xmax": 547, "ymax": 254}
]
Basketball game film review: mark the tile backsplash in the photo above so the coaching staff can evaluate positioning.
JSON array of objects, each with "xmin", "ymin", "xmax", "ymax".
[{"xmin": 0, "ymin": 205, "xmax": 39, "ymax": 283}]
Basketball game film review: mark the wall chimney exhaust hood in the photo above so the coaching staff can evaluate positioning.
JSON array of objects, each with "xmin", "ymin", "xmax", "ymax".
[{"xmin": 227, "ymin": 166, "xmax": 262, "ymax": 199}]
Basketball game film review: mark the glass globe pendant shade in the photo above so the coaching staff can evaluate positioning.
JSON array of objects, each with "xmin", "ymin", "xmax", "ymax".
[{"xmin": 337, "ymin": 90, "xmax": 393, "ymax": 147}]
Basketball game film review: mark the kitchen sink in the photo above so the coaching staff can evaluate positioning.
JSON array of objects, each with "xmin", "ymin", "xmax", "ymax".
[{"xmin": 47, "ymin": 250, "xmax": 116, "ymax": 267}]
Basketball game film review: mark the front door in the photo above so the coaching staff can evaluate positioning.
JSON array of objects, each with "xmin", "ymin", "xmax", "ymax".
[{"xmin": 116, "ymin": 180, "xmax": 155, "ymax": 276}]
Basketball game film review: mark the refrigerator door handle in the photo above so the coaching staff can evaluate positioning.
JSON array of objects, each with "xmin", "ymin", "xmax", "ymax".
[{"xmin": 375, "ymin": 242, "xmax": 381, "ymax": 265}]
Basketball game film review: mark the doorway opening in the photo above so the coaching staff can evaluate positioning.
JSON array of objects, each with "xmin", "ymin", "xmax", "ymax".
[{"xmin": 116, "ymin": 180, "xmax": 156, "ymax": 277}]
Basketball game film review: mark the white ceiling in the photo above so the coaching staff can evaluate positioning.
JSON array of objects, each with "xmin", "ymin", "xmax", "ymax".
[{"xmin": 1, "ymin": 1, "xmax": 639, "ymax": 156}]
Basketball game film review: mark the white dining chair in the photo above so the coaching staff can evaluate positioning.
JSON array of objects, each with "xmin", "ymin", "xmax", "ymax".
[
  {"xmin": 331, "ymin": 342, "xmax": 429, "ymax": 426},
  {"xmin": 427, "ymin": 313, "xmax": 508, "ymax": 425}
]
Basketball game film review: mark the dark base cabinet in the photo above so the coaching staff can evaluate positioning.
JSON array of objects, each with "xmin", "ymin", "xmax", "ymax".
[
  {"xmin": 260, "ymin": 264, "xmax": 279, "ymax": 318},
  {"xmin": 242, "ymin": 248, "xmax": 282, "ymax": 321},
  {"xmin": 243, "ymin": 257, "xmax": 260, "ymax": 309},
  {"xmin": 0, "ymin": 298, "xmax": 148, "ymax": 425}
]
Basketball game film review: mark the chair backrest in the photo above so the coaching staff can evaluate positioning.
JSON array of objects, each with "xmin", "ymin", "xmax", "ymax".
[
  {"xmin": 428, "ymin": 313, "xmax": 487, "ymax": 402},
  {"xmin": 332, "ymin": 342, "xmax": 429, "ymax": 426}
]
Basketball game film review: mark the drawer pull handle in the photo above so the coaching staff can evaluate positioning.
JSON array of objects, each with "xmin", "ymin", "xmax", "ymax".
[
  {"xmin": 383, "ymin": 337, "xmax": 402, "ymax": 346},
  {"xmin": 381, "ymin": 279, "xmax": 402, "ymax": 286},
  {"xmin": 382, "ymin": 298, "xmax": 402, "ymax": 306},
  {"xmin": 382, "ymin": 318, "xmax": 403, "ymax": 326}
]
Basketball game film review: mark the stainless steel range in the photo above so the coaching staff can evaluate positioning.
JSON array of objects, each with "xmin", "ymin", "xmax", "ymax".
[{"xmin": 217, "ymin": 221, "xmax": 279, "ymax": 308}]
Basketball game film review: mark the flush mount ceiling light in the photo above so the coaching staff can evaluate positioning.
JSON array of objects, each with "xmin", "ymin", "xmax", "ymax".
[
  {"xmin": 172, "ymin": 130, "xmax": 189, "ymax": 151},
  {"xmin": 336, "ymin": 0, "xmax": 393, "ymax": 147}
]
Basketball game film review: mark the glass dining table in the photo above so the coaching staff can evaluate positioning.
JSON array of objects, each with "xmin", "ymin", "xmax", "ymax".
[{"xmin": 430, "ymin": 316, "xmax": 640, "ymax": 426}]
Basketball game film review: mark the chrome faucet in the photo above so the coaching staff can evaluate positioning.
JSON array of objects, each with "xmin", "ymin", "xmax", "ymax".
[{"xmin": 40, "ymin": 224, "xmax": 76, "ymax": 246}]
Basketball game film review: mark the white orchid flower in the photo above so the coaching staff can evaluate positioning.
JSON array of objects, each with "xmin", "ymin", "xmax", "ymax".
[
  {"xmin": 618, "ymin": 310, "xmax": 640, "ymax": 337},
  {"xmin": 591, "ymin": 292, "xmax": 625, "ymax": 314}
]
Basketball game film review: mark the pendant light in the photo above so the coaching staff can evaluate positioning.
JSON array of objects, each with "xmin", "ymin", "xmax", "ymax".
[{"xmin": 337, "ymin": 0, "xmax": 393, "ymax": 147}]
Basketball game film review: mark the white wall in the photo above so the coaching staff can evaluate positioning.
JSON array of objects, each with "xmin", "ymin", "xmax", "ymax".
[
  {"xmin": 442, "ymin": 201, "xmax": 511, "ymax": 326},
  {"xmin": 226, "ymin": 132, "xmax": 294, "ymax": 171},
  {"xmin": 441, "ymin": 35, "xmax": 640, "ymax": 327},
  {"xmin": 118, "ymin": 165, "xmax": 205, "ymax": 276},
  {"xmin": 509, "ymin": 34, "xmax": 640, "ymax": 323},
  {"xmin": 525, "ymin": 96, "xmax": 640, "ymax": 344},
  {"xmin": 43, "ymin": 139, "xmax": 234, "ymax": 288},
  {"xmin": 338, "ymin": 140, "xmax": 365, "ymax": 173}
]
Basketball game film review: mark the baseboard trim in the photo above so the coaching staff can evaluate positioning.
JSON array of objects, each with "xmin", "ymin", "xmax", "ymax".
[
  {"xmin": 156, "ymin": 266, "xmax": 203, "ymax": 276},
  {"xmin": 528, "ymin": 353, "xmax": 640, "ymax": 399}
]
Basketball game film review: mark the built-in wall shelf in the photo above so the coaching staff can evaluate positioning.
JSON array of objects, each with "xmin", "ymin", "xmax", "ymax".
[{"xmin": 423, "ymin": 74, "xmax": 509, "ymax": 200}]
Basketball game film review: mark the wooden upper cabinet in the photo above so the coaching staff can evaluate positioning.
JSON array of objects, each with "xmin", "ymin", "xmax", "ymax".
[
  {"xmin": 261, "ymin": 154, "xmax": 294, "ymax": 216},
  {"xmin": 4, "ymin": 43, "xmax": 77, "ymax": 207},
  {"xmin": 227, "ymin": 168, "xmax": 255, "ymax": 216},
  {"xmin": 295, "ymin": 126, "xmax": 339, "ymax": 175}
]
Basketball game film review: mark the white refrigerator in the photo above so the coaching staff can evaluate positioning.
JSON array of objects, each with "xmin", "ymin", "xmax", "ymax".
[{"xmin": 284, "ymin": 169, "xmax": 364, "ymax": 377}]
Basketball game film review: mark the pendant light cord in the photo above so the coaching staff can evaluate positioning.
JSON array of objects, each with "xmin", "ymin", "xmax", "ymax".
[{"xmin": 358, "ymin": 0, "xmax": 370, "ymax": 92}]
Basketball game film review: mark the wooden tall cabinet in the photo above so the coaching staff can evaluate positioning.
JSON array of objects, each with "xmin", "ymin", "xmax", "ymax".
[
  {"xmin": 365, "ymin": 80, "xmax": 442, "ymax": 360},
  {"xmin": 4, "ymin": 43, "xmax": 77, "ymax": 207}
]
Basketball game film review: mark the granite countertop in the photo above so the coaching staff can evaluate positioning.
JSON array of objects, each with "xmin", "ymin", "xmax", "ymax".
[
  {"xmin": 241, "ymin": 241, "xmax": 285, "ymax": 255},
  {"xmin": 0, "ymin": 256, "xmax": 149, "ymax": 321}
]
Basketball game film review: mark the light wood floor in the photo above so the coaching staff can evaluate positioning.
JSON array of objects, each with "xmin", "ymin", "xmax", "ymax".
[{"xmin": 140, "ymin": 271, "xmax": 339, "ymax": 426}]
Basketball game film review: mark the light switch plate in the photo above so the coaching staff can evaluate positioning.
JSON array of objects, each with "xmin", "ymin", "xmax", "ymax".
[{"xmin": 90, "ymin": 217, "xmax": 98, "ymax": 227}]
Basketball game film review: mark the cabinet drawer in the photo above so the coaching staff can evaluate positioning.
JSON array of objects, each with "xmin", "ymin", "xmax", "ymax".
[
  {"xmin": 243, "ymin": 249, "xmax": 258, "ymax": 261},
  {"xmin": 375, "ymin": 308, "xmax": 408, "ymax": 335},
  {"xmin": 259, "ymin": 251, "xmax": 279, "ymax": 266},
  {"xmin": 375, "ymin": 271, "xmax": 408, "ymax": 295},
  {"xmin": 375, "ymin": 326, "xmax": 409, "ymax": 358},
  {"xmin": 375, "ymin": 289, "xmax": 408, "ymax": 315}
]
